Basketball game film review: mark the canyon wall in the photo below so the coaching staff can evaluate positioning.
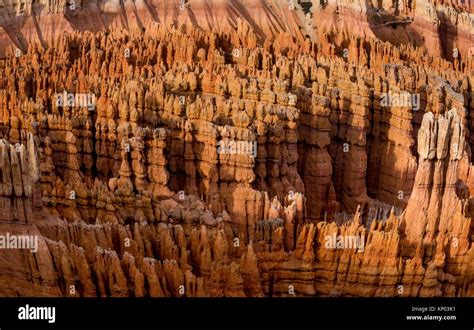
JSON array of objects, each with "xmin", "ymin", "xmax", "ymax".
[{"xmin": 312, "ymin": 0, "xmax": 473, "ymax": 61}]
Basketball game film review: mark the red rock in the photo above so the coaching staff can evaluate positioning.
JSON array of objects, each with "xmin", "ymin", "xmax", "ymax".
[{"xmin": 0, "ymin": 0, "xmax": 472, "ymax": 297}]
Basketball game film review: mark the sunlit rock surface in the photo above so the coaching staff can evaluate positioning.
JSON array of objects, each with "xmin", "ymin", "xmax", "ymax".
[{"xmin": 0, "ymin": 0, "xmax": 472, "ymax": 297}]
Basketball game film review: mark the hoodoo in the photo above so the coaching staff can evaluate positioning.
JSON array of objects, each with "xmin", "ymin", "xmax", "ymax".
[{"xmin": 0, "ymin": 0, "xmax": 472, "ymax": 297}]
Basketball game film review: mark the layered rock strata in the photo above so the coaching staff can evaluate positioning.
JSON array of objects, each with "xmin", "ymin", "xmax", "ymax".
[{"xmin": 0, "ymin": 1, "xmax": 472, "ymax": 297}]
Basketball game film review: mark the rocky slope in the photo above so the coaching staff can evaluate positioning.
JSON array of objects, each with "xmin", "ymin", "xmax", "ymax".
[
  {"xmin": 0, "ymin": 0, "xmax": 472, "ymax": 297},
  {"xmin": 312, "ymin": 0, "xmax": 473, "ymax": 61}
]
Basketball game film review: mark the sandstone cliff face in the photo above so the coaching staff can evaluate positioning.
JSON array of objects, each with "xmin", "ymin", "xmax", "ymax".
[
  {"xmin": 0, "ymin": 0, "xmax": 472, "ymax": 297},
  {"xmin": 1, "ymin": 0, "xmax": 472, "ymax": 62},
  {"xmin": 312, "ymin": 0, "xmax": 473, "ymax": 62},
  {"xmin": 0, "ymin": 0, "xmax": 308, "ymax": 55}
]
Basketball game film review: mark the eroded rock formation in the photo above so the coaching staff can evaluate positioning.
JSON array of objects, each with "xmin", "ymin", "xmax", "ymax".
[{"xmin": 0, "ymin": 0, "xmax": 472, "ymax": 297}]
